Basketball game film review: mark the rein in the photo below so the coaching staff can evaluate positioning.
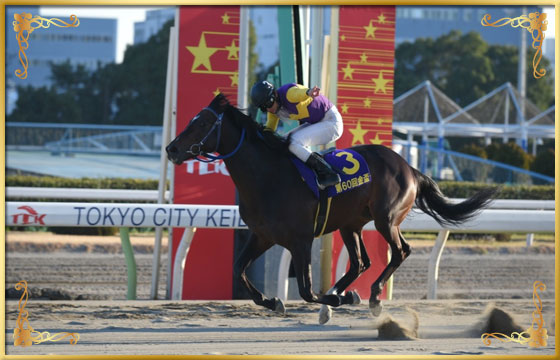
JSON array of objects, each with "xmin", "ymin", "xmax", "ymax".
[{"xmin": 188, "ymin": 107, "xmax": 246, "ymax": 163}]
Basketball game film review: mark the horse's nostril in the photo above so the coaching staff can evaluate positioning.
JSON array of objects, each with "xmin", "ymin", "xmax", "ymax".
[{"xmin": 167, "ymin": 145, "xmax": 177, "ymax": 154}]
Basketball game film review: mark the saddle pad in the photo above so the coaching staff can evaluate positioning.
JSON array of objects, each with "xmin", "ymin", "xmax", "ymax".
[{"xmin": 291, "ymin": 149, "xmax": 372, "ymax": 199}]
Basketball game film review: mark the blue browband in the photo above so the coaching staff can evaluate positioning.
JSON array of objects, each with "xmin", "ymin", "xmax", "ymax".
[{"xmin": 190, "ymin": 107, "xmax": 246, "ymax": 163}]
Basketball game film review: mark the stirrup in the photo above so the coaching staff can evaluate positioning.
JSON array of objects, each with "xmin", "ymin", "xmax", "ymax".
[{"xmin": 316, "ymin": 173, "xmax": 341, "ymax": 190}]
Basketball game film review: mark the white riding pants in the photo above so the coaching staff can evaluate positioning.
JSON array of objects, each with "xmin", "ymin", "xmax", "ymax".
[{"xmin": 287, "ymin": 106, "xmax": 344, "ymax": 162}]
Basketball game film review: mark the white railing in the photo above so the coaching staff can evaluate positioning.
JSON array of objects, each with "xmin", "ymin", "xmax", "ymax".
[
  {"xmin": 6, "ymin": 187, "xmax": 169, "ymax": 202},
  {"xmin": 6, "ymin": 196, "xmax": 555, "ymax": 301}
]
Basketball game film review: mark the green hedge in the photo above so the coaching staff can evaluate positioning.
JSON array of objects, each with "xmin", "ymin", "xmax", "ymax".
[
  {"xmin": 437, "ymin": 181, "xmax": 554, "ymax": 200},
  {"xmin": 6, "ymin": 175, "xmax": 161, "ymax": 190},
  {"xmin": 6, "ymin": 175, "xmax": 554, "ymax": 200}
]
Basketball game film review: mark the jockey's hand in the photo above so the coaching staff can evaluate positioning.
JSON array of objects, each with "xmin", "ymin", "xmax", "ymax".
[
  {"xmin": 262, "ymin": 128, "xmax": 282, "ymax": 149},
  {"xmin": 262, "ymin": 128, "xmax": 276, "ymax": 140},
  {"xmin": 307, "ymin": 86, "xmax": 320, "ymax": 98}
]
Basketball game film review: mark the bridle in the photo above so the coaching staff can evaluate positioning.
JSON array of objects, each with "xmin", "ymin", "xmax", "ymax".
[{"xmin": 186, "ymin": 106, "xmax": 245, "ymax": 163}]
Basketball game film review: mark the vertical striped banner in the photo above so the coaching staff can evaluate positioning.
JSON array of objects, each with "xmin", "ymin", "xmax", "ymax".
[
  {"xmin": 333, "ymin": 6, "xmax": 396, "ymax": 300},
  {"xmin": 173, "ymin": 6, "xmax": 240, "ymax": 299}
]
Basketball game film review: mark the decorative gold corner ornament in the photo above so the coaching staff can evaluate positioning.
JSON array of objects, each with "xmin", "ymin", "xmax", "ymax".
[
  {"xmin": 481, "ymin": 12, "xmax": 547, "ymax": 79},
  {"xmin": 12, "ymin": 12, "xmax": 80, "ymax": 79},
  {"xmin": 482, "ymin": 281, "xmax": 548, "ymax": 348},
  {"xmin": 13, "ymin": 280, "xmax": 80, "ymax": 347}
]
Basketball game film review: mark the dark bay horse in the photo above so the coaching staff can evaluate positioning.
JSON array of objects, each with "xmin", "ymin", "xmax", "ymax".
[{"xmin": 166, "ymin": 94, "xmax": 496, "ymax": 321}]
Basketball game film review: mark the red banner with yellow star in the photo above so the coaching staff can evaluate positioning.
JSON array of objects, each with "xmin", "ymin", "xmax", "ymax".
[
  {"xmin": 172, "ymin": 6, "xmax": 240, "ymax": 299},
  {"xmin": 333, "ymin": 6, "xmax": 396, "ymax": 300}
]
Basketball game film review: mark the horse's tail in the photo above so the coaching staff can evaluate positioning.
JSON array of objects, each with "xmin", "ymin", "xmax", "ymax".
[{"xmin": 412, "ymin": 168, "xmax": 498, "ymax": 227}]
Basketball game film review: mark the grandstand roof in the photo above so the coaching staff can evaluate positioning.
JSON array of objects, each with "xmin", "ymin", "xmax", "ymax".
[{"xmin": 393, "ymin": 81, "xmax": 555, "ymax": 139}]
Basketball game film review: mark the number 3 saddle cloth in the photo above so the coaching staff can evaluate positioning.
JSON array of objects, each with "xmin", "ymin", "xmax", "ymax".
[{"xmin": 291, "ymin": 149, "xmax": 372, "ymax": 199}]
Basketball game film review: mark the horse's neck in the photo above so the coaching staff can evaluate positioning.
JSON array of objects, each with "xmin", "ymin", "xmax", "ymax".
[{"xmin": 220, "ymin": 122, "xmax": 288, "ymax": 200}]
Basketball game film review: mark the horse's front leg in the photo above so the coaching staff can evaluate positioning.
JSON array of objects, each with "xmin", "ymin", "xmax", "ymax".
[
  {"xmin": 233, "ymin": 233, "xmax": 285, "ymax": 313},
  {"xmin": 290, "ymin": 240, "xmax": 343, "ymax": 308}
]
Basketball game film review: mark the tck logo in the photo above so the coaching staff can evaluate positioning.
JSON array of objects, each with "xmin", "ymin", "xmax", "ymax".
[
  {"xmin": 185, "ymin": 159, "xmax": 230, "ymax": 176},
  {"xmin": 12, "ymin": 206, "xmax": 46, "ymax": 225}
]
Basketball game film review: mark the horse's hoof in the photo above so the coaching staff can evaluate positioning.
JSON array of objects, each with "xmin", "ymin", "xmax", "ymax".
[
  {"xmin": 350, "ymin": 291, "xmax": 361, "ymax": 305},
  {"xmin": 273, "ymin": 297, "xmax": 286, "ymax": 314},
  {"xmin": 318, "ymin": 305, "xmax": 332, "ymax": 325},
  {"xmin": 369, "ymin": 300, "xmax": 383, "ymax": 317}
]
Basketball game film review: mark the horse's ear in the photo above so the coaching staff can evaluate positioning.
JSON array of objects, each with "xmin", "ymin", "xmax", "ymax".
[{"xmin": 211, "ymin": 93, "xmax": 230, "ymax": 110}]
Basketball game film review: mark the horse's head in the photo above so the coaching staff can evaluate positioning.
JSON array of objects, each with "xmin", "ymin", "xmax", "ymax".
[{"xmin": 166, "ymin": 94, "xmax": 230, "ymax": 165}]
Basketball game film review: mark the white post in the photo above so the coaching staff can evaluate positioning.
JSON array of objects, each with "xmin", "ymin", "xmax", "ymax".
[
  {"xmin": 427, "ymin": 230, "xmax": 450, "ymax": 300},
  {"xmin": 300, "ymin": 6, "xmax": 310, "ymax": 86},
  {"xmin": 277, "ymin": 248, "xmax": 292, "ymax": 301},
  {"xmin": 335, "ymin": 246, "xmax": 349, "ymax": 280},
  {"xmin": 310, "ymin": 6, "xmax": 324, "ymax": 88},
  {"xmin": 526, "ymin": 233, "xmax": 534, "ymax": 247},
  {"xmin": 152, "ymin": 25, "xmax": 177, "ymax": 300},
  {"xmin": 503, "ymin": 93, "xmax": 510, "ymax": 143},
  {"xmin": 407, "ymin": 132, "xmax": 413, "ymax": 164},
  {"xmin": 172, "ymin": 227, "xmax": 196, "ymax": 300},
  {"xmin": 166, "ymin": 8, "xmax": 180, "ymax": 300},
  {"xmin": 238, "ymin": 7, "xmax": 249, "ymax": 108},
  {"xmin": 327, "ymin": 6, "xmax": 339, "ymax": 105}
]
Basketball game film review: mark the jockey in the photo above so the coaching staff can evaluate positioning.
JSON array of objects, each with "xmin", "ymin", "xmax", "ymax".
[{"xmin": 250, "ymin": 80, "xmax": 342, "ymax": 189}]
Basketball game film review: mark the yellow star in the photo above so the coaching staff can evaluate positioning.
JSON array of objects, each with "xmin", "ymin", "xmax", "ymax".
[
  {"xmin": 363, "ymin": 98, "xmax": 372, "ymax": 108},
  {"xmin": 363, "ymin": 20, "xmax": 377, "ymax": 39},
  {"xmin": 370, "ymin": 132, "xmax": 383, "ymax": 145},
  {"xmin": 187, "ymin": 34, "xmax": 219, "ymax": 72},
  {"xmin": 341, "ymin": 103, "xmax": 349, "ymax": 114},
  {"xmin": 213, "ymin": 88, "xmax": 221, "ymax": 96},
  {"xmin": 377, "ymin": 13, "xmax": 387, "ymax": 24},
  {"xmin": 360, "ymin": 52, "xmax": 368, "ymax": 63},
  {"xmin": 222, "ymin": 13, "xmax": 230, "ymax": 24},
  {"xmin": 372, "ymin": 71, "xmax": 390, "ymax": 94},
  {"xmin": 342, "ymin": 63, "xmax": 355, "ymax": 80},
  {"xmin": 340, "ymin": 34, "xmax": 346, "ymax": 41},
  {"xmin": 375, "ymin": 117, "xmax": 387, "ymax": 124},
  {"xmin": 229, "ymin": 72, "xmax": 238, "ymax": 86},
  {"xmin": 225, "ymin": 40, "xmax": 239, "ymax": 59},
  {"xmin": 349, "ymin": 121, "xmax": 368, "ymax": 145}
]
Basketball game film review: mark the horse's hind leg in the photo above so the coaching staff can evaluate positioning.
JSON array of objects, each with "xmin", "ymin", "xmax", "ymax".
[
  {"xmin": 331, "ymin": 227, "xmax": 371, "ymax": 297},
  {"xmin": 369, "ymin": 223, "xmax": 411, "ymax": 317},
  {"xmin": 318, "ymin": 226, "xmax": 369, "ymax": 324},
  {"xmin": 233, "ymin": 233, "xmax": 285, "ymax": 313}
]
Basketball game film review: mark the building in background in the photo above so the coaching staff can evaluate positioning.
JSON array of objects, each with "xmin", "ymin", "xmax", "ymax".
[
  {"xmin": 543, "ymin": 37, "xmax": 555, "ymax": 77},
  {"xmin": 132, "ymin": 7, "xmax": 280, "ymax": 73},
  {"xmin": 133, "ymin": 7, "xmax": 175, "ymax": 44},
  {"xmin": 6, "ymin": 6, "xmax": 116, "ymax": 91}
]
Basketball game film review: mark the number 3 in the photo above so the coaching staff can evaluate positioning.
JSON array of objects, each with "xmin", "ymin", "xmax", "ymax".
[{"xmin": 335, "ymin": 151, "xmax": 360, "ymax": 175}]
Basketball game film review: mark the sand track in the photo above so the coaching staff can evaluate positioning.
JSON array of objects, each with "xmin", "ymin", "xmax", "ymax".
[{"xmin": 5, "ymin": 232, "xmax": 556, "ymax": 356}]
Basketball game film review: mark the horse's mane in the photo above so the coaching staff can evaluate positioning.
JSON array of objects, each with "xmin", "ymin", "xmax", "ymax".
[{"xmin": 211, "ymin": 93, "xmax": 290, "ymax": 154}]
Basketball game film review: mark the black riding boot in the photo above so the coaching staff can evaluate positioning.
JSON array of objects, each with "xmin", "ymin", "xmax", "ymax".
[{"xmin": 305, "ymin": 152, "xmax": 341, "ymax": 190}]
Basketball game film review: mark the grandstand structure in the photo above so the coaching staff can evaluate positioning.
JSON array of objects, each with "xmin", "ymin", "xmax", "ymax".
[
  {"xmin": 392, "ymin": 80, "xmax": 554, "ymax": 184},
  {"xmin": 393, "ymin": 81, "xmax": 555, "ymax": 155}
]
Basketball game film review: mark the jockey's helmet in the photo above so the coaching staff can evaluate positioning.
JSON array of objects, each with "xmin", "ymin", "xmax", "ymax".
[{"xmin": 250, "ymin": 81, "xmax": 276, "ymax": 112}]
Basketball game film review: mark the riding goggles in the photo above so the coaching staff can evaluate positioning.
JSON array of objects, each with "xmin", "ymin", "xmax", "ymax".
[{"xmin": 259, "ymin": 97, "xmax": 275, "ymax": 112}]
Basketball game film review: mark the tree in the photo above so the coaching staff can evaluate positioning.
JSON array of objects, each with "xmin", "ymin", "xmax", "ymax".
[
  {"xmin": 111, "ymin": 20, "xmax": 174, "ymax": 125},
  {"xmin": 8, "ymin": 85, "xmax": 82, "ymax": 123},
  {"xmin": 395, "ymin": 30, "xmax": 554, "ymax": 109},
  {"xmin": 460, "ymin": 143, "xmax": 487, "ymax": 159},
  {"xmin": 530, "ymin": 148, "xmax": 554, "ymax": 177},
  {"xmin": 9, "ymin": 18, "xmax": 261, "ymax": 126},
  {"xmin": 485, "ymin": 141, "xmax": 533, "ymax": 169}
]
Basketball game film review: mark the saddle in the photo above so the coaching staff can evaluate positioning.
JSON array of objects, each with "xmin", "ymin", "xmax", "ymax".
[{"xmin": 291, "ymin": 149, "xmax": 372, "ymax": 236}]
